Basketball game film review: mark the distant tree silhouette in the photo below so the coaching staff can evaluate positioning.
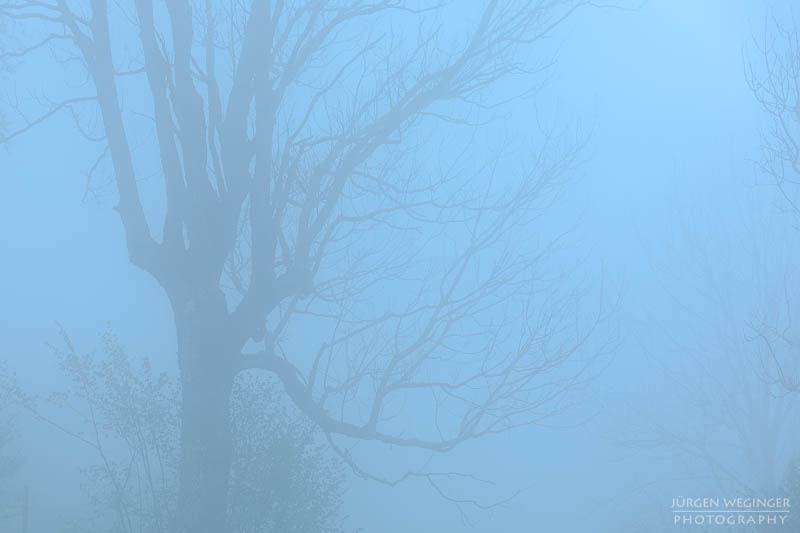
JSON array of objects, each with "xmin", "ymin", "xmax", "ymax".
[
  {"xmin": 0, "ymin": 363, "xmax": 21, "ymax": 526},
  {"xmin": 746, "ymin": 15, "xmax": 800, "ymax": 394},
  {"xmin": 624, "ymin": 220, "xmax": 800, "ymax": 501},
  {"xmin": 52, "ymin": 329, "xmax": 346, "ymax": 533}
]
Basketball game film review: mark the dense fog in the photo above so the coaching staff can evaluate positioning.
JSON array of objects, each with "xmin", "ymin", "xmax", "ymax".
[{"xmin": 2, "ymin": 1, "xmax": 800, "ymax": 531}]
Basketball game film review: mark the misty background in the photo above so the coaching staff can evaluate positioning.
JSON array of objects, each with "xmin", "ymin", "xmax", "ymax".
[{"xmin": 2, "ymin": 0, "xmax": 800, "ymax": 532}]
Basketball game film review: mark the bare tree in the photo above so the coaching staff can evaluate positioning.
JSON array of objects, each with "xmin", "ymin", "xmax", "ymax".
[
  {"xmin": 746, "ymin": 14, "xmax": 800, "ymax": 395},
  {"xmin": 0, "ymin": 362, "xmax": 22, "ymax": 527},
  {"xmin": 748, "ymin": 14, "xmax": 800, "ymax": 223},
  {"xmin": 623, "ymin": 216, "xmax": 800, "ymax": 512},
  {"xmin": 45, "ymin": 328, "xmax": 345, "ymax": 533},
  {"xmin": 0, "ymin": 1, "xmax": 604, "ymax": 531},
  {"xmin": 628, "ymin": 331, "xmax": 797, "ymax": 497}
]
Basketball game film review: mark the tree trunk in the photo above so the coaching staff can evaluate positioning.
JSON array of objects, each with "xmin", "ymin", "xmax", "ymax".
[{"xmin": 173, "ymin": 287, "xmax": 235, "ymax": 533}]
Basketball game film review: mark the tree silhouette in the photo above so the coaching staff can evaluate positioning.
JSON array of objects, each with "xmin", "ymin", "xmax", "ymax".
[
  {"xmin": 50, "ymin": 329, "xmax": 345, "ymax": 533},
  {"xmin": 0, "ymin": 362, "xmax": 22, "ymax": 526},
  {"xmin": 1, "ymin": 1, "xmax": 603, "ymax": 531},
  {"xmin": 624, "ymin": 216, "xmax": 800, "ymax": 500},
  {"xmin": 746, "ymin": 15, "xmax": 800, "ymax": 395}
]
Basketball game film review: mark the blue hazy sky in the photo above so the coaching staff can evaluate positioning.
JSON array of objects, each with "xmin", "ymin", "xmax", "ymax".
[{"xmin": 2, "ymin": 1, "xmax": 799, "ymax": 532}]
